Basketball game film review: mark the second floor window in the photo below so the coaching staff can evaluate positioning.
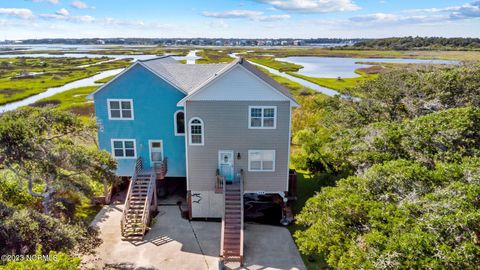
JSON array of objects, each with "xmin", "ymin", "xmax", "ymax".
[
  {"xmin": 108, "ymin": 99, "xmax": 134, "ymax": 120},
  {"xmin": 249, "ymin": 106, "xmax": 276, "ymax": 129},
  {"xmin": 189, "ymin": 118, "xmax": 204, "ymax": 145}
]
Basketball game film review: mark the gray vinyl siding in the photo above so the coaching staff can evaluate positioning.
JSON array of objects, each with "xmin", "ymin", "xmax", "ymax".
[{"xmin": 186, "ymin": 100, "xmax": 290, "ymax": 193}]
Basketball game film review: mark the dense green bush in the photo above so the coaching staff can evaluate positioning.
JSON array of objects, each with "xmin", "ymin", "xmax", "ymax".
[
  {"xmin": 323, "ymin": 107, "xmax": 480, "ymax": 172},
  {"xmin": 0, "ymin": 171, "xmax": 40, "ymax": 209},
  {"xmin": 0, "ymin": 202, "xmax": 100, "ymax": 256},
  {"xmin": 295, "ymin": 159, "xmax": 480, "ymax": 269}
]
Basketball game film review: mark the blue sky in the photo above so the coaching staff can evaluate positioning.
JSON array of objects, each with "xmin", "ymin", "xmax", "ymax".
[{"xmin": 0, "ymin": 0, "xmax": 479, "ymax": 39}]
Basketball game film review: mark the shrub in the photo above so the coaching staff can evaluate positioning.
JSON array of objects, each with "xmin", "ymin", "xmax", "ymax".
[{"xmin": 0, "ymin": 201, "xmax": 101, "ymax": 256}]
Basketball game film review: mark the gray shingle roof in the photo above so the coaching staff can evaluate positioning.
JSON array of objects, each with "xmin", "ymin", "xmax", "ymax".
[
  {"xmin": 141, "ymin": 57, "xmax": 228, "ymax": 93},
  {"xmin": 135, "ymin": 56, "xmax": 297, "ymax": 105}
]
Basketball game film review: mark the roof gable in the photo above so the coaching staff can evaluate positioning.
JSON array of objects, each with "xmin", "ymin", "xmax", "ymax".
[
  {"xmin": 88, "ymin": 57, "xmax": 187, "ymax": 99},
  {"xmin": 177, "ymin": 59, "xmax": 299, "ymax": 107}
]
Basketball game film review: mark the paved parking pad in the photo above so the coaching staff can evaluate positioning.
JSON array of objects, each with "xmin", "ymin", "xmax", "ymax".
[{"xmin": 83, "ymin": 204, "xmax": 306, "ymax": 270}]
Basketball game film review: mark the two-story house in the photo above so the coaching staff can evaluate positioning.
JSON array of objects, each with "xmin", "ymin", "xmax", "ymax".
[{"xmin": 89, "ymin": 56, "xmax": 298, "ymax": 264}]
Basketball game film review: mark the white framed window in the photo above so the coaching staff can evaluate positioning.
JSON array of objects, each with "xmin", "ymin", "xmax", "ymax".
[
  {"xmin": 111, "ymin": 139, "xmax": 136, "ymax": 159},
  {"xmin": 248, "ymin": 150, "xmax": 275, "ymax": 172},
  {"xmin": 189, "ymin": 117, "xmax": 204, "ymax": 146},
  {"xmin": 248, "ymin": 106, "xmax": 276, "ymax": 129},
  {"xmin": 174, "ymin": 110, "xmax": 185, "ymax": 136},
  {"xmin": 108, "ymin": 99, "xmax": 134, "ymax": 120},
  {"xmin": 149, "ymin": 140, "xmax": 164, "ymax": 164}
]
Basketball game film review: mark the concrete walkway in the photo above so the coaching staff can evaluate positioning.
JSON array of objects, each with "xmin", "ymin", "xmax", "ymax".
[{"xmin": 83, "ymin": 203, "xmax": 306, "ymax": 270}]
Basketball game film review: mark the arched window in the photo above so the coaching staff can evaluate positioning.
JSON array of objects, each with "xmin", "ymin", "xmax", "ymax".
[
  {"xmin": 189, "ymin": 118, "xmax": 204, "ymax": 146},
  {"xmin": 174, "ymin": 110, "xmax": 185, "ymax": 136}
]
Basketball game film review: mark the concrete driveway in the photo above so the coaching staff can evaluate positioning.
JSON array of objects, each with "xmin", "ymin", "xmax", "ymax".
[{"xmin": 83, "ymin": 203, "xmax": 306, "ymax": 270}]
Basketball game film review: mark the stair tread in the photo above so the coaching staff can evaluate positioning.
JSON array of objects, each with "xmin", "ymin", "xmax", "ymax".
[
  {"xmin": 224, "ymin": 239, "xmax": 241, "ymax": 243},
  {"xmin": 224, "ymin": 250, "xmax": 241, "ymax": 253}
]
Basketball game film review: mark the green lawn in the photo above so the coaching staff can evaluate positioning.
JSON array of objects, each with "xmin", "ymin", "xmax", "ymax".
[{"xmin": 0, "ymin": 57, "xmax": 131, "ymax": 105}]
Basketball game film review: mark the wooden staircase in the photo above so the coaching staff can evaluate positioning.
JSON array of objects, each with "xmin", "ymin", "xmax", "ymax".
[
  {"xmin": 220, "ymin": 169, "xmax": 244, "ymax": 265},
  {"xmin": 121, "ymin": 157, "xmax": 158, "ymax": 241}
]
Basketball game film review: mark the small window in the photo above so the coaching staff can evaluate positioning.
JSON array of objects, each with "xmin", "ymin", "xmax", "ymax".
[
  {"xmin": 249, "ymin": 106, "xmax": 276, "ymax": 129},
  {"xmin": 189, "ymin": 118, "xmax": 204, "ymax": 146},
  {"xmin": 111, "ymin": 139, "xmax": 136, "ymax": 159},
  {"xmin": 174, "ymin": 110, "xmax": 185, "ymax": 136},
  {"xmin": 108, "ymin": 99, "xmax": 134, "ymax": 120},
  {"xmin": 248, "ymin": 150, "xmax": 275, "ymax": 172}
]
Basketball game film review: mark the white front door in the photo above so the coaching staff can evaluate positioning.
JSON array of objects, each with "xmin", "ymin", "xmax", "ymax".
[
  {"xmin": 218, "ymin": 150, "xmax": 234, "ymax": 182},
  {"xmin": 149, "ymin": 140, "xmax": 164, "ymax": 165}
]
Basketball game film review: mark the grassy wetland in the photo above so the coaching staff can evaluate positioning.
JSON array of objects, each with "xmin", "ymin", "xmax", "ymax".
[
  {"xmin": 31, "ymin": 85, "xmax": 98, "ymax": 117},
  {"xmin": 0, "ymin": 57, "xmax": 131, "ymax": 105}
]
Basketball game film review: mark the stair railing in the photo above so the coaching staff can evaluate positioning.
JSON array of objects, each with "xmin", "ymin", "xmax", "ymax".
[
  {"xmin": 141, "ymin": 172, "xmax": 157, "ymax": 236},
  {"xmin": 215, "ymin": 169, "xmax": 224, "ymax": 193},
  {"xmin": 153, "ymin": 158, "xmax": 168, "ymax": 179},
  {"xmin": 220, "ymin": 168, "xmax": 227, "ymax": 257},
  {"xmin": 239, "ymin": 169, "xmax": 245, "ymax": 264},
  {"xmin": 121, "ymin": 157, "xmax": 142, "ymax": 236}
]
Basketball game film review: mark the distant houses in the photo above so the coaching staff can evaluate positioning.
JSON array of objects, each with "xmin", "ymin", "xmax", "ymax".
[{"xmin": 2, "ymin": 38, "xmax": 363, "ymax": 47}]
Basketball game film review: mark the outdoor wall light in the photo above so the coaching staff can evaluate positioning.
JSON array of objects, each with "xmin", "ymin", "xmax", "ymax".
[{"xmin": 237, "ymin": 152, "xmax": 241, "ymax": 160}]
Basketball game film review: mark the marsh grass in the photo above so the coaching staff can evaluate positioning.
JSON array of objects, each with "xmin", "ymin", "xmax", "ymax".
[
  {"xmin": 247, "ymin": 57, "xmax": 303, "ymax": 72},
  {"xmin": 242, "ymin": 47, "xmax": 480, "ymax": 61},
  {"xmin": 0, "ymin": 57, "xmax": 132, "ymax": 105},
  {"xmin": 196, "ymin": 49, "xmax": 234, "ymax": 64},
  {"xmin": 31, "ymin": 86, "xmax": 98, "ymax": 119},
  {"xmin": 287, "ymin": 69, "xmax": 379, "ymax": 92}
]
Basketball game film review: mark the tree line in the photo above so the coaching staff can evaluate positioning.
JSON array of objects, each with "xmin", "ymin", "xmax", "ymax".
[{"xmin": 349, "ymin": 36, "xmax": 480, "ymax": 50}]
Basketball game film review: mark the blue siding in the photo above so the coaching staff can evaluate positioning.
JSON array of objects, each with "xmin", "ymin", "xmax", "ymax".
[{"xmin": 94, "ymin": 64, "xmax": 186, "ymax": 177}]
